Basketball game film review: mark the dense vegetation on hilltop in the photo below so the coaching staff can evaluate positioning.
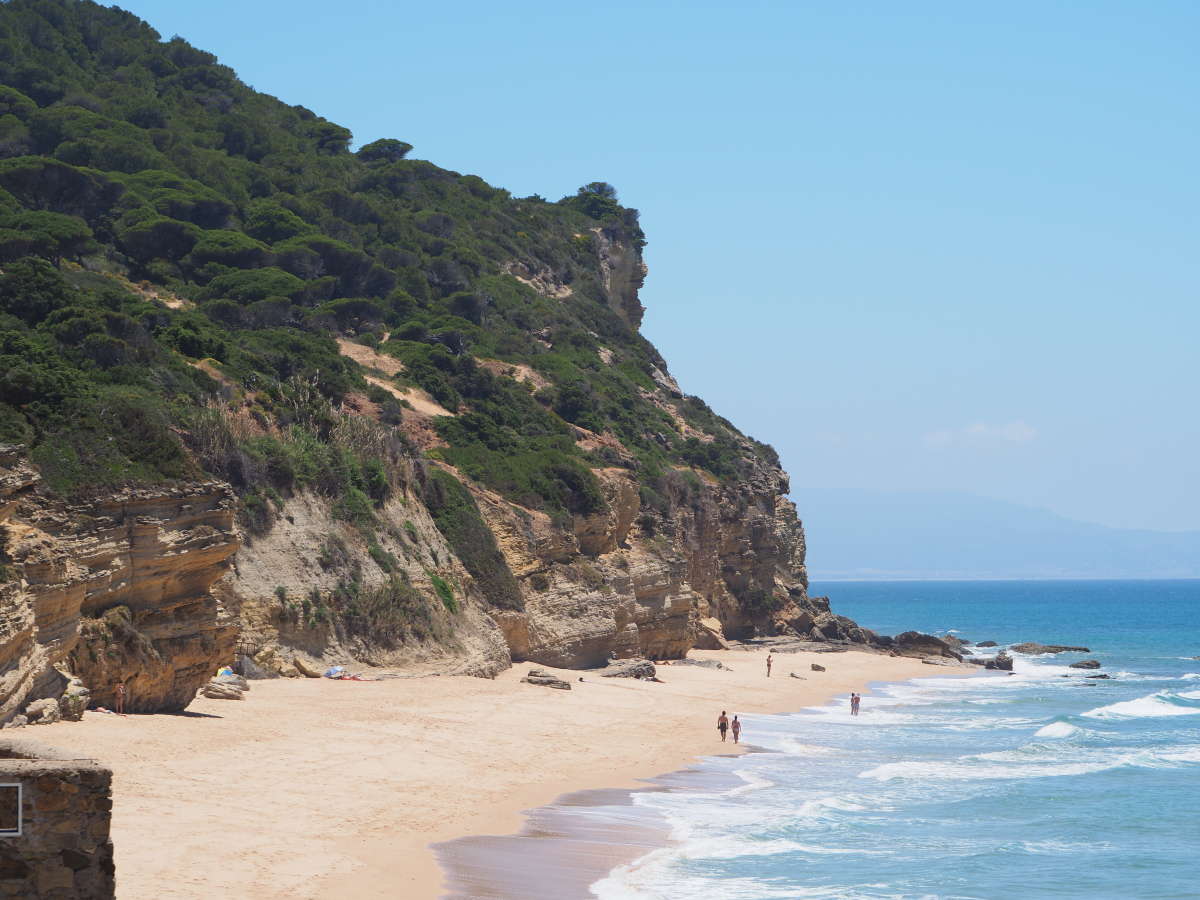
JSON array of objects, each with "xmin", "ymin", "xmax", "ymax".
[{"xmin": 0, "ymin": 0, "xmax": 778, "ymax": 540}]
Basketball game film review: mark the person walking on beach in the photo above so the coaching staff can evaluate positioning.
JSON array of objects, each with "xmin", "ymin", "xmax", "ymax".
[
  {"xmin": 766, "ymin": 653, "xmax": 773, "ymax": 677},
  {"xmin": 717, "ymin": 710, "xmax": 729, "ymax": 742},
  {"xmin": 115, "ymin": 681, "xmax": 126, "ymax": 716},
  {"xmin": 731, "ymin": 715, "xmax": 742, "ymax": 744},
  {"xmin": 850, "ymin": 693, "xmax": 860, "ymax": 717}
]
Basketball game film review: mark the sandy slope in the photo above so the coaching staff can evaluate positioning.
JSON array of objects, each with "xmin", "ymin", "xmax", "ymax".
[{"xmin": 29, "ymin": 648, "xmax": 964, "ymax": 898}]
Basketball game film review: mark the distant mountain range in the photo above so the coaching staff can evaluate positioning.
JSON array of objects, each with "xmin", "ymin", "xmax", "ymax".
[{"xmin": 796, "ymin": 488, "xmax": 1200, "ymax": 580}]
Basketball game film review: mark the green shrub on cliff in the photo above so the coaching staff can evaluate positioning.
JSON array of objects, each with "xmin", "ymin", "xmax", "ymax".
[
  {"xmin": 423, "ymin": 468, "xmax": 522, "ymax": 611},
  {"xmin": 0, "ymin": 0, "xmax": 778, "ymax": 525}
]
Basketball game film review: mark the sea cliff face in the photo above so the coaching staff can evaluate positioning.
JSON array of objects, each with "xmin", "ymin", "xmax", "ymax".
[
  {"xmin": 0, "ymin": 232, "xmax": 877, "ymax": 721},
  {"xmin": 0, "ymin": 447, "xmax": 238, "ymax": 717},
  {"xmin": 0, "ymin": 2, "xmax": 886, "ymax": 720}
]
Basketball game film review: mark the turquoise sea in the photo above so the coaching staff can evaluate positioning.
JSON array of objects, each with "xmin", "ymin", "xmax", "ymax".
[{"xmin": 589, "ymin": 580, "xmax": 1200, "ymax": 899}]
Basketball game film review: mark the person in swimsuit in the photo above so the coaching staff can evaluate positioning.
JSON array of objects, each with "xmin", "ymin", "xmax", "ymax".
[
  {"xmin": 115, "ymin": 681, "xmax": 126, "ymax": 716},
  {"xmin": 717, "ymin": 710, "xmax": 729, "ymax": 741},
  {"xmin": 731, "ymin": 715, "xmax": 741, "ymax": 744},
  {"xmin": 766, "ymin": 653, "xmax": 773, "ymax": 677},
  {"xmin": 850, "ymin": 693, "xmax": 860, "ymax": 716}
]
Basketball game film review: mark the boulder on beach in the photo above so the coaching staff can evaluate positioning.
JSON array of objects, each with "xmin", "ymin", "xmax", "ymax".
[
  {"xmin": 292, "ymin": 656, "xmax": 323, "ymax": 679},
  {"xmin": 677, "ymin": 659, "xmax": 728, "ymax": 671},
  {"xmin": 811, "ymin": 663, "xmax": 826, "ymax": 672},
  {"xmin": 214, "ymin": 673, "xmax": 250, "ymax": 690},
  {"xmin": 602, "ymin": 658, "xmax": 657, "ymax": 680},
  {"xmin": 200, "ymin": 681, "xmax": 245, "ymax": 700},
  {"xmin": 23, "ymin": 697, "xmax": 61, "ymax": 724},
  {"xmin": 59, "ymin": 677, "xmax": 91, "ymax": 721},
  {"xmin": 1069, "ymin": 660, "xmax": 1101, "ymax": 669},
  {"xmin": 1010, "ymin": 642, "xmax": 1090, "ymax": 654},
  {"xmin": 985, "ymin": 652, "xmax": 1014, "ymax": 671},
  {"xmin": 522, "ymin": 668, "xmax": 572, "ymax": 690},
  {"xmin": 693, "ymin": 617, "xmax": 731, "ymax": 650}
]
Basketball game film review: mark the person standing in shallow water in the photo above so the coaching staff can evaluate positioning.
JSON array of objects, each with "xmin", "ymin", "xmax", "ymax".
[
  {"xmin": 731, "ymin": 715, "xmax": 741, "ymax": 744},
  {"xmin": 850, "ymin": 693, "xmax": 861, "ymax": 716},
  {"xmin": 766, "ymin": 653, "xmax": 773, "ymax": 677},
  {"xmin": 717, "ymin": 710, "xmax": 729, "ymax": 741}
]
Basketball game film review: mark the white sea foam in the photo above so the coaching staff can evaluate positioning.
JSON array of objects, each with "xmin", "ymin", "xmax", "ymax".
[
  {"xmin": 726, "ymin": 769, "xmax": 773, "ymax": 797},
  {"xmin": 1180, "ymin": 673, "xmax": 1200, "ymax": 680},
  {"xmin": 1081, "ymin": 691, "xmax": 1200, "ymax": 719},
  {"xmin": 592, "ymin": 847, "xmax": 820, "ymax": 899},
  {"xmin": 1034, "ymin": 721, "xmax": 1082, "ymax": 739},
  {"xmin": 858, "ymin": 755, "xmax": 1116, "ymax": 782}
]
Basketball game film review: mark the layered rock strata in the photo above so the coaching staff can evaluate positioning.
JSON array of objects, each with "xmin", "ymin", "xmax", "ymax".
[{"xmin": 0, "ymin": 449, "xmax": 239, "ymax": 720}]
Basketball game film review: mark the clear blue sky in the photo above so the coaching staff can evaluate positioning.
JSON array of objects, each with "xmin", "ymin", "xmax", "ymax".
[{"xmin": 118, "ymin": 0, "xmax": 1199, "ymax": 531}]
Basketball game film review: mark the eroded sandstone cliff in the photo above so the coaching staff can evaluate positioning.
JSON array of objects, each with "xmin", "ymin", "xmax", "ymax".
[
  {"xmin": 0, "ymin": 448, "xmax": 239, "ymax": 719},
  {"xmin": 0, "ymin": 228, "xmax": 881, "ymax": 721}
]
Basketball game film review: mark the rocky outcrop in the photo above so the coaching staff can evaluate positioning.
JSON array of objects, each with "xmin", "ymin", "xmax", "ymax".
[
  {"xmin": 602, "ymin": 658, "xmax": 656, "ymax": 679},
  {"xmin": 1069, "ymin": 659, "xmax": 1101, "ymax": 669},
  {"xmin": 1010, "ymin": 643, "xmax": 1090, "ymax": 654},
  {"xmin": 592, "ymin": 226, "xmax": 647, "ymax": 329},
  {"xmin": 985, "ymin": 652, "xmax": 1014, "ymax": 671},
  {"xmin": 892, "ymin": 632, "xmax": 964, "ymax": 661},
  {"xmin": 0, "ymin": 449, "xmax": 240, "ymax": 721}
]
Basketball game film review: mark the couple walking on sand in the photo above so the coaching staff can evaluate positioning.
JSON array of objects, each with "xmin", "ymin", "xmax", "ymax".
[{"xmin": 717, "ymin": 710, "xmax": 741, "ymax": 743}]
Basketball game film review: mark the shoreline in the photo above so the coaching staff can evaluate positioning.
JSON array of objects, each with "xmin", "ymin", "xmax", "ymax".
[
  {"xmin": 432, "ymin": 667, "xmax": 978, "ymax": 900},
  {"xmin": 25, "ymin": 648, "xmax": 970, "ymax": 898}
]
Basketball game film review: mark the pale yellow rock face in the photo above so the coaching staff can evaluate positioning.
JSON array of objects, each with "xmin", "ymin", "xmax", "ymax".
[
  {"xmin": 1, "ymin": 447, "xmax": 240, "ymax": 718},
  {"xmin": 229, "ymin": 486, "xmax": 511, "ymax": 679}
]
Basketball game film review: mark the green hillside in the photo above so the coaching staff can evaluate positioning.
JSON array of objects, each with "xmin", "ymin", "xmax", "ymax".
[{"xmin": 0, "ymin": 0, "xmax": 778, "ymax": 554}]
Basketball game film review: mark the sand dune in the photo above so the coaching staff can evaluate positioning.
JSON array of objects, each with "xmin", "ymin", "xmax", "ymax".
[{"xmin": 30, "ymin": 648, "xmax": 963, "ymax": 898}]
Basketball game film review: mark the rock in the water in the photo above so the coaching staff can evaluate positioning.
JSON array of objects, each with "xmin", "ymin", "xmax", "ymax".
[
  {"xmin": 199, "ymin": 681, "xmax": 245, "ymax": 700},
  {"xmin": 976, "ymin": 641, "xmax": 998, "ymax": 648},
  {"xmin": 24, "ymin": 697, "xmax": 62, "ymax": 724},
  {"xmin": 602, "ymin": 658, "xmax": 657, "ymax": 680},
  {"xmin": 985, "ymin": 652, "xmax": 1014, "ymax": 671},
  {"xmin": 522, "ymin": 668, "xmax": 571, "ymax": 690},
  {"xmin": 1085, "ymin": 674, "xmax": 1111, "ymax": 679},
  {"xmin": 1010, "ymin": 642, "xmax": 1090, "ymax": 654},
  {"xmin": 893, "ymin": 632, "xmax": 963, "ymax": 661},
  {"xmin": 213, "ymin": 673, "xmax": 250, "ymax": 690},
  {"xmin": 963, "ymin": 656, "xmax": 987, "ymax": 666},
  {"xmin": 810, "ymin": 663, "xmax": 826, "ymax": 672},
  {"xmin": 1069, "ymin": 660, "xmax": 1101, "ymax": 669}
]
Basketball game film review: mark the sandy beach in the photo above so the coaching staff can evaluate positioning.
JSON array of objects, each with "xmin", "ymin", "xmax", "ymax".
[{"xmin": 27, "ymin": 648, "xmax": 966, "ymax": 898}]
